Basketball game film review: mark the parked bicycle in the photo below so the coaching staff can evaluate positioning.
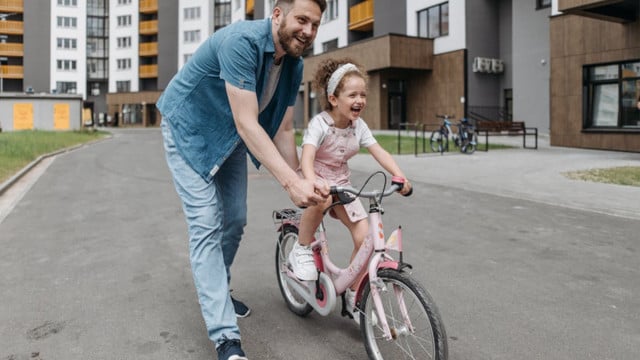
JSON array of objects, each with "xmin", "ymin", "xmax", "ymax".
[
  {"xmin": 429, "ymin": 114, "xmax": 477, "ymax": 154},
  {"xmin": 273, "ymin": 172, "xmax": 448, "ymax": 360}
]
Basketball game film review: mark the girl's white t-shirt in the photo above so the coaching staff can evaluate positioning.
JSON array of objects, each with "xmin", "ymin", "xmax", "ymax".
[{"xmin": 302, "ymin": 112, "xmax": 377, "ymax": 149}]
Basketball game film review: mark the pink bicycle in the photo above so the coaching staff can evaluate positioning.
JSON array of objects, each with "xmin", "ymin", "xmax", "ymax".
[{"xmin": 273, "ymin": 173, "xmax": 448, "ymax": 360}]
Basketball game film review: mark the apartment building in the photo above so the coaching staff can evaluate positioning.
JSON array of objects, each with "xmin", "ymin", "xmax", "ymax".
[
  {"xmin": 550, "ymin": 0, "xmax": 639, "ymax": 151},
  {"xmin": 1, "ymin": 0, "xmax": 637, "ymax": 151}
]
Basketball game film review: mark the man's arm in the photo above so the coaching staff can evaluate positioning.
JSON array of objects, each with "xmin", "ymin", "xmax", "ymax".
[
  {"xmin": 225, "ymin": 82, "xmax": 327, "ymax": 205},
  {"xmin": 272, "ymin": 107, "xmax": 299, "ymax": 171}
]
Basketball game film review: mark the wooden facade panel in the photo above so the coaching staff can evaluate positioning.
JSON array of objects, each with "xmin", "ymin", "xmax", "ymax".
[{"xmin": 550, "ymin": 14, "xmax": 640, "ymax": 152}]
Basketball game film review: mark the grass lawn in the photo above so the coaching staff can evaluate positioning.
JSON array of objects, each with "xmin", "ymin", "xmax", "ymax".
[
  {"xmin": 295, "ymin": 132, "xmax": 512, "ymax": 154},
  {"xmin": 0, "ymin": 130, "xmax": 108, "ymax": 184},
  {"xmin": 563, "ymin": 166, "xmax": 640, "ymax": 187}
]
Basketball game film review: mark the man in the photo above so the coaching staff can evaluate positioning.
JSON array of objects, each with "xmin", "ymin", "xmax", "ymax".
[{"xmin": 157, "ymin": 1, "xmax": 327, "ymax": 359}]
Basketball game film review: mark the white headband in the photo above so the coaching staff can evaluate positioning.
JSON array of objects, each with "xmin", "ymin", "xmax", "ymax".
[{"xmin": 327, "ymin": 63, "xmax": 360, "ymax": 97}]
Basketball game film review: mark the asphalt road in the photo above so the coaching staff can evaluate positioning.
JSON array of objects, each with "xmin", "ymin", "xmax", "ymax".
[{"xmin": 1, "ymin": 128, "xmax": 638, "ymax": 360}]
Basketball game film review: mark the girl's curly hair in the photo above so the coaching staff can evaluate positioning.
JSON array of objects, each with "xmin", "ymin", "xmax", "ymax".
[{"xmin": 312, "ymin": 57, "xmax": 368, "ymax": 111}]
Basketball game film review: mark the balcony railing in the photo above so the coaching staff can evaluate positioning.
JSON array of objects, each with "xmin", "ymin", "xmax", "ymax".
[
  {"xmin": 246, "ymin": 0, "xmax": 254, "ymax": 16},
  {"xmin": 0, "ymin": 42, "xmax": 23, "ymax": 56},
  {"xmin": 139, "ymin": 42, "xmax": 158, "ymax": 57},
  {"xmin": 0, "ymin": 64, "xmax": 24, "ymax": 79},
  {"xmin": 349, "ymin": 0, "xmax": 374, "ymax": 31},
  {"xmin": 139, "ymin": 64, "xmax": 157, "ymax": 78},
  {"xmin": 139, "ymin": 20, "xmax": 158, "ymax": 35},
  {"xmin": 139, "ymin": 0, "xmax": 158, "ymax": 13},
  {"xmin": 0, "ymin": 0, "xmax": 23, "ymax": 13},
  {"xmin": 0, "ymin": 20, "xmax": 23, "ymax": 35}
]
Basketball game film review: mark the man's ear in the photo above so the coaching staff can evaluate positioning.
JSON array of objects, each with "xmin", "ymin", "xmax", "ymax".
[{"xmin": 272, "ymin": 6, "xmax": 282, "ymax": 24}]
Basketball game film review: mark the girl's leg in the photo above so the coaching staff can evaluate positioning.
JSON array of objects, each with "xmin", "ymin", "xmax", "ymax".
[
  {"xmin": 332, "ymin": 205, "xmax": 369, "ymax": 290},
  {"xmin": 289, "ymin": 197, "xmax": 332, "ymax": 280}
]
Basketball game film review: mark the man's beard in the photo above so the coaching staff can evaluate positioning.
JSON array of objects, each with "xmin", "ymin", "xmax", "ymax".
[{"xmin": 277, "ymin": 18, "xmax": 310, "ymax": 57}]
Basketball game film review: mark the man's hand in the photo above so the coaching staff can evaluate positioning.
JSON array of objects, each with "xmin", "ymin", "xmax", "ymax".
[{"xmin": 285, "ymin": 178, "xmax": 327, "ymax": 208}]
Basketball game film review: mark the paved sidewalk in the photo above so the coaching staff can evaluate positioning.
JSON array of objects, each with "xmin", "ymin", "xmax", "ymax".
[{"xmin": 353, "ymin": 133, "xmax": 640, "ymax": 220}]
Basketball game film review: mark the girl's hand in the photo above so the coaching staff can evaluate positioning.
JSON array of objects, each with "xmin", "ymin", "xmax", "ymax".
[{"xmin": 400, "ymin": 179, "xmax": 412, "ymax": 196}]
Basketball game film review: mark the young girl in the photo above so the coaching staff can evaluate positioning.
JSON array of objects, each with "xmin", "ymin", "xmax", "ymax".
[{"xmin": 289, "ymin": 58, "xmax": 412, "ymax": 322}]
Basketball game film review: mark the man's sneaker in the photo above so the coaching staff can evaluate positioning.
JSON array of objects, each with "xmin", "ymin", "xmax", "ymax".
[
  {"xmin": 346, "ymin": 288, "xmax": 377, "ymax": 326},
  {"xmin": 288, "ymin": 241, "xmax": 317, "ymax": 281},
  {"xmin": 216, "ymin": 339, "xmax": 248, "ymax": 360},
  {"xmin": 231, "ymin": 296, "xmax": 251, "ymax": 318}
]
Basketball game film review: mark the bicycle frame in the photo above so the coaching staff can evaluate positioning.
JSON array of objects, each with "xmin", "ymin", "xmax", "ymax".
[{"xmin": 274, "ymin": 182, "xmax": 410, "ymax": 341}]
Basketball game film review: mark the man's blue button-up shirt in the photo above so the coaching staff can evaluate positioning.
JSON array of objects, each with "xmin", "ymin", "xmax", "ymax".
[{"xmin": 157, "ymin": 18, "xmax": 303, "ymax": 181}]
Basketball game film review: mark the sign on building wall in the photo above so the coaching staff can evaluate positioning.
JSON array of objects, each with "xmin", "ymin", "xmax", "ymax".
[
  {"xmin": 13, "ymin": 103, "xmax": 34, "ymax": 130},
  {"xmin": 54, "ymin": 103, "xmax": 71, "ymax": 130}
]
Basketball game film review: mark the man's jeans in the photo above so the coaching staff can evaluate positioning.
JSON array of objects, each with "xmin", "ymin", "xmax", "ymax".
[{"xmin": 161, "ymin": 121, "xmax": 247, "ymax": 346}]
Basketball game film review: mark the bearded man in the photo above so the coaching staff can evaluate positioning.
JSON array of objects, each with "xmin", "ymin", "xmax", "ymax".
[{"xmin": 156, "ymin": 1, "xmax": 328, "ymax": 359}]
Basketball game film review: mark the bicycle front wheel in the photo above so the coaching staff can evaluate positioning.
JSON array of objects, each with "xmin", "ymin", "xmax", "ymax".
[
  {"xmin": 275, "ymin": 225, "xmax": 313, "ymax": 316},
  {"xmin": 429, "ymin": 131, "xmax": 448, "ymax": 154},
  {"xmin": 360, "ymin": 269, "xmax": 448, "ymax": 360},
  {"xmin": 462, "ymin": 131, "xmax": 477, "ymax": 154}
]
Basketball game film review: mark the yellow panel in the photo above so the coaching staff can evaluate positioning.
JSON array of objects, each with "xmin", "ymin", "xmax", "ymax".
[
  {"xmin": 54, "ymin": 103, "xmax": 70, "ymax": 130},
  {"xmin": 13, "ymin": 103, "xmax": 33, "ymax": 130}
]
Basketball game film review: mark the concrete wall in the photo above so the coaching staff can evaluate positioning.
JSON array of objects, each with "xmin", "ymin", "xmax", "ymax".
[
  {"xmin": 512, "ymin": 1, "xmax": 551, "ymax": 133},
  {"xmin": 158, "ymin": 0, "xmax": 179, "ymax": 90},
  {"xmin": 23, "ymin": 1, "xmax": 51, "ymax": 94},
  {"xmin": 0, "ymin": 94, "xmax": 83, "ymax": 131}
]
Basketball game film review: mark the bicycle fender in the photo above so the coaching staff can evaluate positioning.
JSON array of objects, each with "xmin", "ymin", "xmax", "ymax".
[{"xmin": 353, "ymin": 261, "xmax": 400, "ymax": 305}]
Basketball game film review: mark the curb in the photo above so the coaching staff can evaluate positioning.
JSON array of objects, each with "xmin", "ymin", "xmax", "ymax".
[{"xmin": 0, "ymin": 134, "xmax": 112, "ymax": 197}]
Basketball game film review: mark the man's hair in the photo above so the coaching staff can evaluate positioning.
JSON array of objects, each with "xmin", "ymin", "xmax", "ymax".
[{"xmin": 275, "ymin": 0, "xmax": 327, "ymax": 13}]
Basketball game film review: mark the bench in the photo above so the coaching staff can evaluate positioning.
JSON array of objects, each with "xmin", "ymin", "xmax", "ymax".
[{"xmin": 475, "ymin": 120, "xmax": 538, "ymax": 150}]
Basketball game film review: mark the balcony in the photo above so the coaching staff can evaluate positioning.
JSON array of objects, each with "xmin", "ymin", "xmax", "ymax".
[
  {"xmin": 139, "ymin": 64, "xmax": 157, "ymax": 78},
  {"xmin": 139, "ymin": 0, "xmax": 158, "ymax": 14},
  {"xmin": 246, "ymin": 0, "xmax": 254, "ymax": 16},
  {"xmin": 558, "ymin": 0, "xmax": 638, "ymax": 23},
  {"xmin": 139, "ymin": 42, "xmax": 158, "ymax": 57},
  {"xmin": 0, "ymin": 0, "xmax": 23, "ymax": 13},
  {"xmin": 0, "ymin": 20, "xmax": 23, "ymax": 35},
  {"xmin": 349, "ymin": 0, "xmax": 374, "ymax": 32},
  {"xmin": 0, "ymin": 42, "xmax": 23, "ymax": 56},
  {"xmin": 0, "ymin": 64, "xmax": 23, "ymax": 79},
  {"xmin": 139, "ymin": 20, "xmax": 158, "ymax": 35}
]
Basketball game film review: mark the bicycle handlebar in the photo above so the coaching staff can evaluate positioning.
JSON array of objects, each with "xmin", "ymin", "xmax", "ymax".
[{"xmin": 329, "ymin": 176, "xmax": 412, "ymax": 205}]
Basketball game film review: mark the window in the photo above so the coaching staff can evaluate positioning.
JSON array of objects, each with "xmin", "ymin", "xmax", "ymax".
[
  {"xmin": 57, "ymin": 38, "xmax": 77, "ymax": 50},
  {"xmin": 584, "ymin": 60, "xmax": 640, "ymax": 130},
  {"xmin": 56, "ymin": 59, "xmax": 77, "ymax": 71},
  {"xmin": 117, "ymin": 58, "xmax": 132, "ymax": 70},
  {"xmin": 117, "ymin": 0, "xmax": 131, "ymax": 4},
  {"xmin": 117, "ymin": 15, "xmax": 132, "ymax": 27},
  {"xmin": 184, "ymin": 53, "xmax": 193, "ymax": 63},
  {"xmin": 184, "ymin": 6, "xmax": 201, "ymax": 20},
  {"xmin": 57, "ymin": 16, "xmax": 78, "ymax": 28},
  {"xmin": 87, "ymin": 17, "xmax": 106, "ymax": 37},
  {"xmin": 57, "ymin": 0, "xmax": 77, "ymax": 6},
  {"xmin": 184, "ymin": 30, "xmax": 201, "ymax": 43},
  {"xmin": 215, "ymin": 0, "xmax": 232, "ymax": 30},
  {"xmin": 536, "ymin": 0, "xmax": 551, "ymax": 9},
  {"xmin": 322, "ymin": 38, "xmax": 338, "ymax": 52},
  {"xmin": 116, "ymin": 80, "xmax": 131, "ymax": 92},
  {"xmin": 322, "ymin": 0, "xmax": 338, "ymax": 24},
  {"xmin": 56, "ymin": 81, "xmax": 77, "ymax": 94},
  {"xmin": 87, "ymin": 59, "xmax": 108, "ymax": 78},
  {"xmin": 417, "ymin": 2, "xmax": 448, "ymax": 39},
  {"xmin": 117, "ymin": 36, "xmax": 132, "ymax": 48}
]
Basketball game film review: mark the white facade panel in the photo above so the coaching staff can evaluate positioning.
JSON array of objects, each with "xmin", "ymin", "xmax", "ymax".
[
  {"xmin": 312, "ymin": 0, "xmax": 348, "ymax": 55},
  {"xmin": 50, "ymin": 1, "xmax": 87, "ymax": 98},
  {"xmin": 110, "ymin": 0, "xmax": 140, "ymax": 92},
  {"xmin": 405, "ymin": 0, "xmax": 465, "ymax": 54},
  {"xmin": 179, "ymin": 0, "xmax": 213, "ymax": 69}
]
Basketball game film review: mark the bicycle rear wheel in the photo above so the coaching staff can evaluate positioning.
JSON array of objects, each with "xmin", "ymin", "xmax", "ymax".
[
  {"xmin": 275, "ymin": 225, "xmax": 313, "ymax": 316},
  {"xmin": 429, "ymin": 130, "xmax": 448, "ymax": 154},
  {"xmin": 360, "ymin": 269, "xmax": 448, "ymax": 360},
  {"xmin": 461, "ymin": 131, "xmax": 477, "ymax": 154}
]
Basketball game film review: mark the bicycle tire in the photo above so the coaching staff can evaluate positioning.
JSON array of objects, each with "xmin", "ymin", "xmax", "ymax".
[
  {"xmin": 275, "ymin": 225, "xmax": 313, "ymax": 316},
  {"xmin": 429, "ymin": 130, "xmax": 448, "ymax": 154},
  {"xmin": 360, "ymin": 269, "xmax": 448, "ymax": 360},
  {"xmin": 461, "ymin": 131, "xmax": 477, "ymax": 154}
]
